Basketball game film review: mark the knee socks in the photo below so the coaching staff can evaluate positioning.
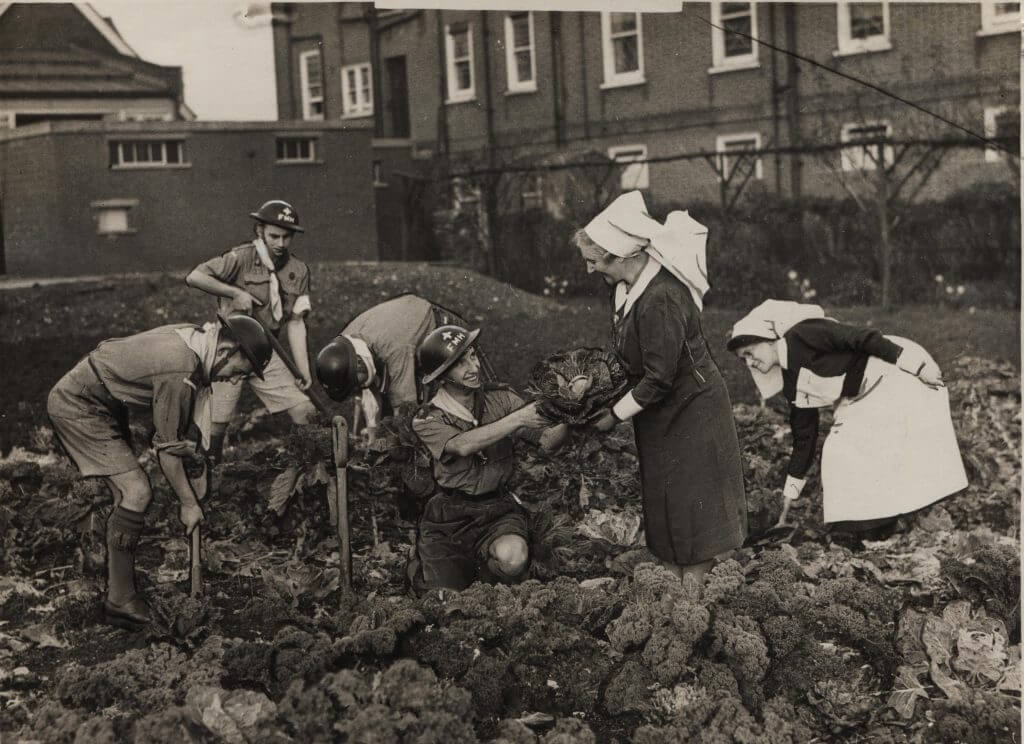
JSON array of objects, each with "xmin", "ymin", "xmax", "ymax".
[{"xmin": 106, "ymin": 506, "xmax": 144, "ymax": 602}]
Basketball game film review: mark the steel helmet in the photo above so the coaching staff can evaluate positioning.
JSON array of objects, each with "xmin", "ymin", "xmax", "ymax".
[
  {"xmin": 418, "ymin": 325, "xmax": 481, "ymax": 385},
  {"xmin": 216, "ymin": 313, "xmax": 273, "ymax": 380},
  {"xmin": 249, "ymin": 199, "xmax": 305, "ymax": 233},
  {"xmin": 315, "ymin": 336, "xmax": 360, "ymax": 402}
]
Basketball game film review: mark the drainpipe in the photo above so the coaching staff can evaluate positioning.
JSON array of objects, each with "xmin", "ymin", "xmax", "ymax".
[
  {"xmin": 435, "ymin": 10, "xmax": 450, "ymax": 157},
  {"xmin": 769, "ymin": 3, "xmax": 782, "ymax": 196},
  {"xmin": 481, "ymin": 10, "xmax": 499, "ymax": 277},
  {"xmin": 785, "ymin": 3, "xmax": 802, "ymax": 200},
  {"xmin": 578, "ymin": 11, "xmax": 590, "ymax": 140},
  {"xmin": 367, "ymin": 4, "xmax": 384, "ymax": 137},
  {"xmin": 551, "ymin": 12, "xmax": 564, "ymax": 146}
]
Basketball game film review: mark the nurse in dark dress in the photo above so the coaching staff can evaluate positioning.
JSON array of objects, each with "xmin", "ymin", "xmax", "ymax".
[
  {"xmin": 576, "ymin": 191, "xmax": 747, "ymax": 583},
  {"xmin": 726, "ymin": 300, "xmax": 968, "ymax": 532}
]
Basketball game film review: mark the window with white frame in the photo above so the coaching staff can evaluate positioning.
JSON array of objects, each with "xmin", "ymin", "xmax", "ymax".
[
  {"xmin": 445, "ymin": 23, "xmax": 475, "ymax": 103},
  {"xmin": 275, "ymin": 137, "xmax": 317, "ymax": 163},
  {"xmin": 840, "ymin": 122, "xmax": 893, "ymax": 171},
  {"xmin": 299, "ymin": 50, "xmax": 325, "ymax": 120},
  {"xmin": 609, "ymin": 144, "xmax": 649, "ymax": 190},
  {"xmin": 91, "ymin": 199, "xmax": 138, "ymax": 235},
  {"xmin": 984, "ymin": 105, "xmax": 1020, "ymax": 162},
  {"xmin": 109, "ymin": 139, "xmax": 186, "ymax": 168},
  {"xmin": 504, "ymin": 12, "xmax": 536, "ymax": 93},
  {"xmin": 521, "ymin": 173, "xmax": 543, "ymax": 209},
  {"xmin": 711, "ymin": 2, "xmax": 758, "ymax": 71},
  {"xmin": 836, "ymin": 2, "xmax": 890, "ymax": 55},
  {"xmin": 980, "ymin": 2, "xmax": 1021, "ymax": 34},
  {"xmin": 601, "ymin": 12, "xmax": 644, "ymax": 88},
  {"xmin": 341, "ymin": 63, "xmax": 373, "ymax": 118},
  {"xmin": 0, "ymin": 112, "xmax": 14, "ymax": 128},
  {"xmin": 715, "ymin": 133, "xmax": 762, "ymax": 181}
]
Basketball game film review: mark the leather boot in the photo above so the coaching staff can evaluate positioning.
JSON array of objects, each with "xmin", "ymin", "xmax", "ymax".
[{"xmin": 104, "ymin": 506, "xmax": 149, "ymax": 630}]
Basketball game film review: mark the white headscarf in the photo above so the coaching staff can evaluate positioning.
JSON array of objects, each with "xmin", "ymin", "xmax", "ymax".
[
  {"xmin": 344, "ymin": 335, "xmax": 381, "ymax": 430},
  {"xmin": 583, "ymin": 190, "xmax": 710, "ymax": 310},
  {"xmin": 728, "ymin": 300, "xmax": 826, "ymax": 399}
]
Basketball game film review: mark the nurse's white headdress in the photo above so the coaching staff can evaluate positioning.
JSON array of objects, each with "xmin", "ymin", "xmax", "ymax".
[
  {"xmin": 726, "ymin": 300, "xmax": 826, "ymax": 399},
  {"xmin": 583, "ymin": 191, "xmax": 711, "ymax": 310}
]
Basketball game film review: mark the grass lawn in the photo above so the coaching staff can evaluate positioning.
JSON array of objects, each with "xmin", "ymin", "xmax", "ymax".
[{"xmin": 1, "ymin": 261, "xmax": 1018, "ymax": 450}]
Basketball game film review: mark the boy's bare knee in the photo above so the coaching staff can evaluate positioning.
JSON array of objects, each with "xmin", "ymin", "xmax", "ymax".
[
  {"xmin": 287, "ymin": 400, "xmax": 316, "ymax": 424},
  {"xmin": 107, "ymin": 469, "xmax": 152, "ymax": 513},
  {"xmin": 489, "ymin": 534, "xmax": 528, "ymax": 575}
]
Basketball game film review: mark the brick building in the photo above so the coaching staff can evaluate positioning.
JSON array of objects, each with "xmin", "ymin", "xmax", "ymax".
[
  {"xmin": 269, "ymin": 2, "xmax": 1020, "ymax": 207},
  {"xmin": 0, "ymin": 121, "xmax": 376, "ymax": 276}
]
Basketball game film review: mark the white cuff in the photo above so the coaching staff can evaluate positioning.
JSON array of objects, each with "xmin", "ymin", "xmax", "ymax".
[
  {"xmin": 896, "ymin": 345, "xmax": 928, "ymax": 377},
  {"xmin": 291, "ymin": 294, "xmax": 312, "ymax": 317},
  {"xmin": 783, "ymin": 475, "xmax": 806, "ymax": 501},
  {"xmin": 612, "ymin": 392, "xmax": 644, "ymax": 422}
]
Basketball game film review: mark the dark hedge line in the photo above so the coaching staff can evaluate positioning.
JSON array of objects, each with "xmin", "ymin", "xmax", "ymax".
[{"xmin": 450, "ymin": 181, "xmax": 1019, "ymax": 309}]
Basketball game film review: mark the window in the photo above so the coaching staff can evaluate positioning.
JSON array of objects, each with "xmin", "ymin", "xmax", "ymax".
[
  {"xmin": 275, "ymin": 137, "xmax": 317, "ymax": 163},
  {"xmin": 0, "ymin": 112, "xmax": 14, "ymax": 129},
  {"xmin": 980, "ymin": 2, "xmax": 1021, "ymax": 34},
  {"xmin": 840, "ymin": 122, "xmax": 893, "ymax": 171},
  {"xmin": 836, "ymin": 2, "xmax": 890, "ymax": 55},
  {"xmin": 91, "ymin": 199, "xmax": 138, "ymax": 236},
  {"xmin": 341, "ymin": 63, "xmax": 373, "ymax": 118},
  {"xmin": 445, "ymin": 23, "xmax": 475, "ymax": 103},
  {"xmin": 521, "ymin": 174, "xmax": 543, "ymax": 209},
  {"xmin": 608, "ymin": 144, "xmax": 649, "ymax": 190},
  {"xmin": 504, "ymin": 12, "xmax": 536, "ymax": 93},
  {"xmin": 109, "ymin": 139, "xmax": 186, "ymax": 168},
  {"xmin": 299, "ymin": 50, "xmax": 325, "ymax": 120},
  {"xmin": 715, "ymin": 133, "xmax": 763, "ymax": 181},
  {"xmin": 373, "ymin": 160, "xmax": 387, "ymax": 187},
  {"xmin": 984, "ymin": 106, "xmax": 1020, "ymax": 162},
  {"xmin": 117, "ymin": 111, "xmax": 174, "ymax": 122},
  {"xmin": 601, "ymin": 12, "xmax": 644, "ymax": 88},
  {"xmin": 711, "ymin": 2, "xmax": 758, "ymax": 71}
]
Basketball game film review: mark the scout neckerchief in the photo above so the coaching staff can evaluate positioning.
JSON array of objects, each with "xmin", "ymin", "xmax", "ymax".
[
  {"xmin": 253, "ymin": 237, "xmax": 284, "ymax": 322},
  {"xmin": 346, "ymin": 336, "xmax": 383, "ymax": 429},
  {"xmin": 429, "ymin": 386, "xmax": 478, "ymax": 426},
  {"xmin": 174, "ymin": 322, "xmax": 219, "ymax": 450}
]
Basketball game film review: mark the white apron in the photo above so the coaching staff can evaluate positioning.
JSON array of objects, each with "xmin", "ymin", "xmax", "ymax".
[{"xmin": 820, "ymin": 337, "xmax": 968, "ymax": 523}]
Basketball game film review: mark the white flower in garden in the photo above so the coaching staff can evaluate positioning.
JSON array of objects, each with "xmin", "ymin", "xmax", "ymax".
[
  {"xmin": 934, "ymin": 274, "xmax": 944, "ymax": 283},
  {"xmin": 787, "ymin": 270, "xmax": 798, "ymax": 281},
  {"xmin": 543, "ymin": 288, "xmax": 551, "ymax": 296},
  {"xmin": 801, "ymin": 278, "xmax": 810, "ymax": 288},
  {"xmin": 807, "ymin": 289, "xmax": 818, "ymax": 298},
  {"xmin": 946, "ymin": 286, "xmax": 954, "ymax": 295},
  {"xmin": 956, "ymin": 285, "xmax": 965, "ymax": 295},
  {"xmin": 968, "ymin": 306, "xmax": 976, "ymax": 314}
]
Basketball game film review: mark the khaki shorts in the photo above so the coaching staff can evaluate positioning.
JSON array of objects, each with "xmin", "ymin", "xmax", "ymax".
[
  {"xmin": 47, "ymin": 361, "xmax": 139, "ymax": 477},
  {"xmin": 210, "ymin": 349, "xmax": 310, "ymax": 423}
]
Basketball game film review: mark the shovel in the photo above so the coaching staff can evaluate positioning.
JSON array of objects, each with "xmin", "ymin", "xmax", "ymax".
[
  {"xmin": 187, "ymin": 463, "xmax": 209, "ymax": 597},
  {"xmin": 332, "ymin": 416, "xmax": 352, "ymax": 595}
]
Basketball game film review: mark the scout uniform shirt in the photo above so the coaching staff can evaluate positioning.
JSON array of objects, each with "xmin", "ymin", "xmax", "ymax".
[
  {"xmin": 197, "ymin": 242, "xmax": 311, "ymax": 333},
  {"xmin": 47, "ymin": 325, "xmax": 206, "ymax": 475},
  {"xmin": 412, "ymin": 385, "xmax": 536, "ymax": 496},
  {"xmin": 340, "ymin": 294, "xmax": 467, "ymax": 408},
  {"xmin": 780, "ymin": 318, "xmax": 903, "ymax": 479}
]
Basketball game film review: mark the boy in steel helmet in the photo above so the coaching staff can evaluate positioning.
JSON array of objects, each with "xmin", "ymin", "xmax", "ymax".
[
  {"xmin": 47, "ymin": 314, "xmax": 273, "ymax": 629},
  {"xmin": 409, "ymin": 324, "xmax": 568, "ymax": 593},
  {"xmin": 185, "ymin": 200, "xmax": 316, "ymax": 464},
  {"xmin": 315, "ymin": 293, "xmax": 495, "ymax": 438}
]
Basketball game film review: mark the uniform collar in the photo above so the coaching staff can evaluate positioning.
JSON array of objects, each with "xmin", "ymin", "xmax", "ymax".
[{"xmin": 614, "ymin": 255, "xmax": 661, "ymax": 319}]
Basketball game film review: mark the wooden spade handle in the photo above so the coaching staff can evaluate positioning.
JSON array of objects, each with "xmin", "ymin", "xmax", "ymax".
[
  {"xmin": 332, "ymin": 416, "xmax": 352, "ymax": 593},
  {"xmin": 190, "ymin": 525, "xmax": 202, "ymax": 597}
]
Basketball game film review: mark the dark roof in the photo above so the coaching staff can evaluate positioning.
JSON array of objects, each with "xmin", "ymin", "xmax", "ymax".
[{"xmin": 0, "ymin": 47, "xmax": 176, "ymax": 97}]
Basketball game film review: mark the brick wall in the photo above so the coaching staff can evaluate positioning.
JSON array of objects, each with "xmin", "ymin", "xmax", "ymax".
[{"xmin": 0, "ymin": 121, "xmax": 377, "ymax": 276}]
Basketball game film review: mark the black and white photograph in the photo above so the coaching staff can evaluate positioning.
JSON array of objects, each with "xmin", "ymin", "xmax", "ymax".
[{"xmin": 0, "ymin": 1, "xmax": 1020, "ymax": 741}]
